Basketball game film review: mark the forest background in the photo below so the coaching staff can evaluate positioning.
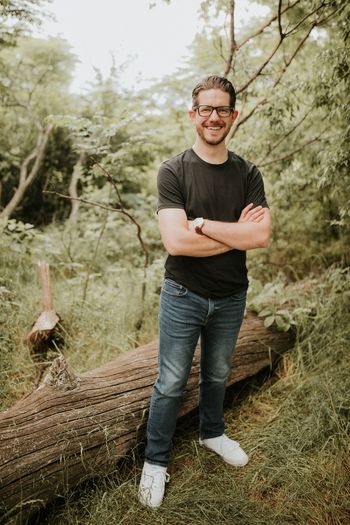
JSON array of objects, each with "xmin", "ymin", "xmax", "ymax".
[{"xmin": 0, "ymin": 0, "xmax": 349, "ymax": 524}]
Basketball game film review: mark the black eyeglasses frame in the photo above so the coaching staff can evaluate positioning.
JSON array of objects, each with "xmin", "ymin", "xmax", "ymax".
[{"xmin": 192, "ymin": 105, "xmax": 234, "ymax": 118}]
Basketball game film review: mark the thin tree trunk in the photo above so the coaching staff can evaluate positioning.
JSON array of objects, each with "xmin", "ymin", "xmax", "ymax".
[
  {"xmin": 0, "ymin": 312, "xmax": 294, "ymax": 524},
  {"xmin": 0, "ymin": 125, "xmax": 53, "ymax": 219},
  {"xmin": 68, "ymin": 152, "xmax": 85, "ymax": 224}
]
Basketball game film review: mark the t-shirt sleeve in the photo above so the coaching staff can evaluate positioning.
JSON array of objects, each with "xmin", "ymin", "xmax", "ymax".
[
  {"xmin": 246, "ymin": 164, "xmax": 269, "ymax": 208},
  {"xmin": 157, "ymin": 162, "xmax": 185, "ymax": 213}
]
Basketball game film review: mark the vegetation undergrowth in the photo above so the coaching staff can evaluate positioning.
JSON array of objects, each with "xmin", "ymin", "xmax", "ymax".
[
  {"xmin": 30, "ymin": 267, "xmax": 349, "ymax": 525},
  {"xmin": 0, "ymin": 224, "xmax": 164, "ymax": 411}
]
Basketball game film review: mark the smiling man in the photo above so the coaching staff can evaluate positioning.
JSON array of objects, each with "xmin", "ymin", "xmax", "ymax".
[{"xmin": 138, "ymin": 76, "xmax": 271, "ymax": 508}]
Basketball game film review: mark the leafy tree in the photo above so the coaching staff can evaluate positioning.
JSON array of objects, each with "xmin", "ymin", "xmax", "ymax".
[
  {"xmin": 0, "ymin": 0, "xmax": 47, "ymax": 48},
  {"xmin": 0, "ymin": 35, "xmax": 77, "ymax": 221}
]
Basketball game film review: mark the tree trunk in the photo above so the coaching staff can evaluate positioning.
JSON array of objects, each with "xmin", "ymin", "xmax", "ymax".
[
  {"xmin": 68, "ymin": 152, "xmax": 85, "ymax": 224},
  {"xmin": 0, "ymin": 312, "xmax": 294, "ymax": 524},
  {"xmin": 0, "ymin": 125, "xmax": 53, "ymax": 219}
]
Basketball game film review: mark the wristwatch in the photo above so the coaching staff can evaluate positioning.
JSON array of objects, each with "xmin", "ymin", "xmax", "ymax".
[{"xmin": 193, "ymin": 217, "xmax": 205, "ymax": 234}]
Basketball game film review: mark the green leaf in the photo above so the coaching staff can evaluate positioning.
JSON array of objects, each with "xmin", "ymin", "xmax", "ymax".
[
  {"xmin": 258, "ymin": 307, "xmax": 274, "ymax": 318},
  {"xmin": 275, "ymin": 315, "xmax": 290, "ymax": 332},
  {"xmin": 264, "ymin": 315, "xmax": 275, "ymax": 328}
]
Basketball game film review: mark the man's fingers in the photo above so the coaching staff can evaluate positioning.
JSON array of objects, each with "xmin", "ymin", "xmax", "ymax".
[
  {"xmin": 248, "ymin": 207, "xmax": 265, "ymax": 222},
  {"xmin": 241, "ymin": 203, "xmax": 254, "ymax": 217},
  {"xmin": 247, "ymin": 206, "xmax": 263, "ymax": 218},
  {"xmin": 239, "ymin": 204, "xmax": 266, "ymax": 223}
]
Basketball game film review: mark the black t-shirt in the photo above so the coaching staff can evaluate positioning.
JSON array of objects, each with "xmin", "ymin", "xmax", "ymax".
[{"xmin": 157, "ymin": 147, "xmax": 268, "ymax": 298}]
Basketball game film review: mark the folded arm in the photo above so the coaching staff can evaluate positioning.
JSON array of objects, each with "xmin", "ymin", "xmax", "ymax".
[
  {"xmin": 158, "ymin": 208, "xmax": 232, "ymax": 257},
  {"xmin": 158, "ymin": 204, "xmax": 270, "ymax": 257},
  {"xmin": 199, "ymin": 205, "xmax": 271, "ymax": 250}
]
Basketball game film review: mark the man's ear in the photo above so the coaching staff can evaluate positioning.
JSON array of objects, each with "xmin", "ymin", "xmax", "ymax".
[
  {"xmin": 232, "ymin": 110, "xmax": 239, "ymax": 123},
  {"xmin": 188, "ymin": 109, "xmax": 195, "ymax": 122}
]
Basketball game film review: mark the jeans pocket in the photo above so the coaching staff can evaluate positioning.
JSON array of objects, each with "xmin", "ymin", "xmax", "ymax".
[
  {"xmin": 162, "ymin": 278, "xmax": 188, "ymax": 297},
  {"xmin": 228, "ymin": 289, "xmax": 247, "ymax": 304}
]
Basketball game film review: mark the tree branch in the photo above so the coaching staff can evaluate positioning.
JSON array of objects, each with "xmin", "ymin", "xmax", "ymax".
[
  {"xmin": 230, "ymin": 13, "xmax": 319, "ymax": 140},
  {"xmin": 223, "ymin": 0, "xmax": 237, "ymax": 77},
  {"xmin": 284, "ymin": 1, "xmax": 326, "ymax": 36},
  {"xmin": 0, "ymin": 125, "xmax": 53, "ymax": 219},
  {"xmin": 257, "ymin": 131, "xmax": 327, "ymax": 168},
  {"xmin": 273, "ymin": 21, "xmax": 316, "ymax": 89},
  {"xmin": 256, "ymin": 109, "xmax": 313, "ymax": 166},
  {"xmin": 44, "ymin": 189, "xmax": 149, "ymax": 269},
  {"xmin": 229, "ymin": 96, "xmax": 268, "ymax": 141},
  {"xmin": 236, "ymin": 37, "xmax": 283, "ymax": 94},
  {"xmin": 278, "ymin": 0, "xmax": 284, "ymax": 39},
  {"xmin": 236, "ymin": 0, "xmax": 300, "ymax": 50}
]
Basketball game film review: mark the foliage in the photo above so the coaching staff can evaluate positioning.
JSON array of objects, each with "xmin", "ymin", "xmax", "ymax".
[
  {"xmin": 0, "ymin": 35, "xmax": 77, "ymax": 222},
  {"xmin": 0, "ymin": 0, "xmax": 47, "ymax": 48}
]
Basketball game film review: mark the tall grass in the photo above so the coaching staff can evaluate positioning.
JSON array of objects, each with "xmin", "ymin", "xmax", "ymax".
[
  {"xmin": 0, "ymin": 230, "xmax": 163, "ymax": 410},
  {"xmin": 29, "ymin": 267, "xmax": 349, "ymax": 525}
]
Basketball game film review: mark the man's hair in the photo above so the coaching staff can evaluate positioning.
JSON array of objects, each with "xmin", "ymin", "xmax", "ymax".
[{"xmin": 192, "ymin": 75, "xmax": 236, "ymax": 108}]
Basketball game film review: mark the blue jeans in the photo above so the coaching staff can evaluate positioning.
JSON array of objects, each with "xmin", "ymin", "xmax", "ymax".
[{"xmin": 145, "ymin": 278, "xmax": 247, "ymax": 466}]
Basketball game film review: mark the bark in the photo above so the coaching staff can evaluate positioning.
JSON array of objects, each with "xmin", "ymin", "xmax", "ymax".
[
  {"xmin": 0, "ymin": 312, "xmax": 294, "ymax": 524},
  {"xmin": 0, "ymin": 125, "xmax": 53, "ymax": 219}
]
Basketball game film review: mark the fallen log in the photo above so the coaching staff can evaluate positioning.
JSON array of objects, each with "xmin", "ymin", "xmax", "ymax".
[{"xmin": 0, "ymin": 312, "xmax": 294, "ymax": 524}]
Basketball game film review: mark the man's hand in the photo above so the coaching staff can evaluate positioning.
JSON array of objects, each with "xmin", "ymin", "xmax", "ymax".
[
  {"xmin": 188, "ymin": 204, "xmax": 265, "ymax": 232},
  {"xmin": 238, "ymin": 203, "xmax": 265, "ymax": 223},
  {"xmin": 197, "ymin": 205, "xmax": 271, "ymax": 251}
]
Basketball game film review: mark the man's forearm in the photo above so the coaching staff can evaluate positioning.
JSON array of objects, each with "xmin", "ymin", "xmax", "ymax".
[
  {"xmin": 164, "ymin": 228, "xmax": 232, "ymax": 257},
  {"xmin": 202, "ymin": 218, "xmax": 270, "ymax": 250}
]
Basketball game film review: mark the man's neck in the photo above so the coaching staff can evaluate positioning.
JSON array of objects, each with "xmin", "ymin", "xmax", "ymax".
[{"xmin": 192, "ymin": 140, "xmax": 228, "ymax": 164}]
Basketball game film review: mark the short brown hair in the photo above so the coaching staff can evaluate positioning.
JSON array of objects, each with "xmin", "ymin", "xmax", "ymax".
[{"xmin": 192, "ymin": 75, "xmax": 236, "ymax": 108}]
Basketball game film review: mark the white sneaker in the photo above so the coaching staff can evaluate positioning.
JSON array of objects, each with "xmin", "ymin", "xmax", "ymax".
[
  {"xmin": 138, "ymin": 462, "xmax": 170, "ymax": 508},
  {"xmin": 199, "ymin": 434, "xmax": 249, "ymax": 466}
]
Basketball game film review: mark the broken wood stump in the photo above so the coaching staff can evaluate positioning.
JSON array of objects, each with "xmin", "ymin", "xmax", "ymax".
[{"xmin": 0, "ymin": 311, "xmax": 295, "ymax": 524}]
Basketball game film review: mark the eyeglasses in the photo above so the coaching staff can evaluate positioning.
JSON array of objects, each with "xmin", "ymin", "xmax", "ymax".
[{"xmin": 193, "ymin": 105, "xmax": 234, "ymax": 118}]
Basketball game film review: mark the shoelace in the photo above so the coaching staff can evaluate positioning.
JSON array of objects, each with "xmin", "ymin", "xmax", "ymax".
[
  {"xmin": 221, "ymin": 435, "xmax": 240, "ymax": 451},
  {"xmin": 143, "ymin": 470, "xmax": 170, "ymax": 488}
]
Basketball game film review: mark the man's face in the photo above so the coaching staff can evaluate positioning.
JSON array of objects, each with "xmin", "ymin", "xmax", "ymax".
[{"xmin": 189, "ymin": 88, "xmax": 238, "ymax": 146}]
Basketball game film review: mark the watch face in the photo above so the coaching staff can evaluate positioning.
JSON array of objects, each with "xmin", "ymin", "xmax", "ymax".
[{"xmin": 194, "ymin": 217, "xmax": 204, "ymax": 233}]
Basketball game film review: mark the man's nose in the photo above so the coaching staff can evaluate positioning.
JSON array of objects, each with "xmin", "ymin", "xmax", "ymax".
[{"xmin": 209, "ymin": 108, "xmax": 221, "ymax": 119}]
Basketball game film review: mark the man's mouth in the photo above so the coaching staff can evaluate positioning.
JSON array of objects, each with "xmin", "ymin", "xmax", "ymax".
[{"xmin": 206, "ymin": 126, "xmax": 223, "ymax": 131}]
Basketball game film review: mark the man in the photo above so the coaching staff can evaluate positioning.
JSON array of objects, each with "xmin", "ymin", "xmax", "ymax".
[{"xmin": 138, "ymin": 75, "xmax": 271, "ymax": 508}]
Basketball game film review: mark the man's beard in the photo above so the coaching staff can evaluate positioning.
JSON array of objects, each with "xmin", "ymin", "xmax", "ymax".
[{"xmin": 196, "ymin": 123, "xmax": 231, "ymax": 145}]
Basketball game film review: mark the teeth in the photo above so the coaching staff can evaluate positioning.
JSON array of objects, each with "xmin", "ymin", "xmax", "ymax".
[{"xmin": 207, "ymin": 127, "xmax": 221, "ymax": 130}]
